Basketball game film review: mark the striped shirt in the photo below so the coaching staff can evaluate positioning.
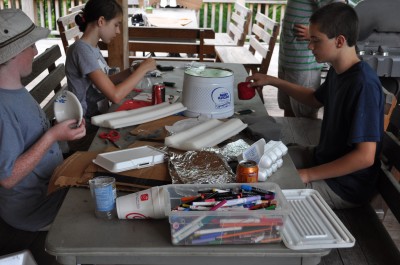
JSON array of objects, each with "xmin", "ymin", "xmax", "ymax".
[{"xmin": 279, "ymin": 0, "xmax": 342, "ymax": 71}]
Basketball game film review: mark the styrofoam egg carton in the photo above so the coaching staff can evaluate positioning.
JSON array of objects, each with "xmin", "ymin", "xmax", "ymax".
[
  {"xmin": 258, "ymin": 158, "xmax": 283, "ymax": 181},
  {"xmin": 239, "ymin": 138, "xmax": 266, "ymax": 163},
  {"xmin": 239, "ymin": 139, "xmax": 288, "ymax": 182},
  {"xmin": 259, "ymin": 141, "xmax": 288, "ymax": 168}
]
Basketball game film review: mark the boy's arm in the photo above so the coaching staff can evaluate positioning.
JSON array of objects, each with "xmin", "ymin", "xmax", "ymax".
[
  {"xmin": 0, "ymin": 120, "xmax": 86, "ymax": 189},
  {"xmin": 298, "ymin": 142, "xmax": 377, "ymax": 183},
  {"xmin": 247, "ymin": 73, "xmax": 323, "ymax": 108}
]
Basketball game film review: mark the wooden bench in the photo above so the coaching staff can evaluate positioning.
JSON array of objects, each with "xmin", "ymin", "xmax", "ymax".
[
  {"xmin": 128, "ymin": 26, "xmax": 215, "ymax": 63},
  {"xmin": 21, "ymin": 44, "xmax": 66, "ymax": 120},
  {"xmin": 320, "ymin": 104, "xmax": 400, "ymax": 264},
  {"xmin": 274, "ymin": 87, "xmax": 400, "ymax": 264},
  {"xmin": 0, "ymin": 44, "xmax": 67, "ymax": 264}
]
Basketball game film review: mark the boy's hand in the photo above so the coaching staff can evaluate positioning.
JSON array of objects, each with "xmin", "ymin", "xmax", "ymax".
[
  {"xmin": 246, "ymin": 73, "xmax": 274, "ymax": 87},
  {"xmin": 138, "ymin": 57, "xmax": 157, "ymax": 73},
  {"xmin": 49, "ymin": 119, "xmax": 86, "ymax": 142},
  {"xmin": 294, "ymin": 24, "xmax": 310, "ymax": 41},
  {"xmin": 298, "ymin": 168, "xmax": 311, "ymax": 183}
]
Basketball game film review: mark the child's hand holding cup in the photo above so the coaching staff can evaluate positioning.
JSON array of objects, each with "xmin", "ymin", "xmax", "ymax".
[{"xmin": 238, "ymin": 82, "xmax": 256, "ymax": 100}]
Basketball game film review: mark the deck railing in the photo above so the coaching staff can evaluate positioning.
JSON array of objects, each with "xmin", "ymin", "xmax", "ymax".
[{"xmin": 0, "ymin": 0, "xmax": 286, "ymax": 36}]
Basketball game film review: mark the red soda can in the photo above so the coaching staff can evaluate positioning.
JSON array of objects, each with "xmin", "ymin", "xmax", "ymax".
[
  {"xmin": 236, "ymin": 160, "xmax": 258, "ymax": 183},
  {"xmin": 152, "ymin": 83, "xmax": 166, "ymax": 105}
]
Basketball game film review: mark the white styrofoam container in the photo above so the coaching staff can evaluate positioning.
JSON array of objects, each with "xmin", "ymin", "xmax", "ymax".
[
  {"xmin": 0, "ymin": 250, "xmax": 37, "ymax": 265},
  {"xmin": 182, "ymin": 67, "xmax": 234, "ymax": 119},
  {"xmin": 282, "ymin": 189, "xmax": 355, "ymax": 250},
  {"xmin": 93, "ymin": 146, "xmax": 165, "ymax": 173}
]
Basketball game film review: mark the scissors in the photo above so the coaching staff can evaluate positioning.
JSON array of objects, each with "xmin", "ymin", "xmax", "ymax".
[{"xmin": 98, "ymin": 130, "xmax": 121, "ymax": 149}]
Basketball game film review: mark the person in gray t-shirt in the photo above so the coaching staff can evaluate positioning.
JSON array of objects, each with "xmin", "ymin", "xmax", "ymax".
[
  {"xmin": 65, "ymin": 0, "xmax": 156, "ymax": 151},
  {"xmin": 0, "ymin": 9, "xmax": 86, "ymax": 232}
]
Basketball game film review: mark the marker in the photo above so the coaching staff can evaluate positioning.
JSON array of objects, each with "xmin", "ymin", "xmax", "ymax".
[
  {"xmin": 249, "ymin": 202, "xmax": 271, "ymax": 210},
  {"xmin": 194, "ymin": 227, "xmax": 242, "ymax": 236},
  {"xmin": 192, "ymin": 201, "xmax": 216, "ymax": 206},
  {"xmin": 189, "ymin": 205, "xmax": 212, "ymax": 211},
  {"xmin": 241, "ymin": 185, "xmax": 275, "ymax": 197},
  {"xmin": 224, "ymin": 195, "xmax": 261, "ymax": 207},
  {"xmin": 210, "ymin": 200, "xmax": 227, "ymax": 211},
  {"xmin": 216, "ymin": 228, "xmax": 271, "ymax": 239},
  {"xmin": 212, "ymin": 188, "xmax": 231, "ymax": 193},
  {"xmin": 172, "ymin": 216, "xmax": 214, "ymax": 243}
]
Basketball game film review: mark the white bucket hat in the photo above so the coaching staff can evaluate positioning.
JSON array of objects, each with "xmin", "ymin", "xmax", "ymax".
[{"xmin": 0, "ymin": 9, "xmax": 50, "ymax": 64}]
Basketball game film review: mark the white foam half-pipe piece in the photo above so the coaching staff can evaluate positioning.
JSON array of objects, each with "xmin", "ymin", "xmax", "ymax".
[
  {"xmin": 91, "ymin": 102, "xmax": 170, "ymax": 127},
  {"xmin": 165, "ymin": 118, "xmax": 247, "ymax": 151},
  {"xmin": 105, "ymin": 103, "xmax": 187, "ymax": 129},
  {"xmin": 164, "ymin": 119, "xmax": 222, "ymax": 148}
]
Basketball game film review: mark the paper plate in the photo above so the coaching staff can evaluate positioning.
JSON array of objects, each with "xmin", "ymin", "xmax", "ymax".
[{"xmin": 54, "ymin": 90, "xmax": 83, "ymax": 126}]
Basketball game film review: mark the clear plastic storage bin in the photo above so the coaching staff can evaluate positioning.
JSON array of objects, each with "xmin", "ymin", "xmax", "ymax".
[{"xmin": 164, "ymin": 182, "xmax": 291, "ymax": 245}]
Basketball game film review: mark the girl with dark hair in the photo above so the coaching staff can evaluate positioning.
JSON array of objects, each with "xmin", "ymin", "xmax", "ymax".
[{"xmin": 65, "ymin": 0, "xmax": 156, "ymax": 151}]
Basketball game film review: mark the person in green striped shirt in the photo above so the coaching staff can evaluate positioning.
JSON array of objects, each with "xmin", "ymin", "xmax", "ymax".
[{"xmin": 278, "ymin": 0, "xmax": 345, "ymax": 118}]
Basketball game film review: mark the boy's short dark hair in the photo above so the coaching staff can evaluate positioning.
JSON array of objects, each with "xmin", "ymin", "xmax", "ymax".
[{"xmin": 310, "ymin": 2, "xmax": 359, "ymax": 47}]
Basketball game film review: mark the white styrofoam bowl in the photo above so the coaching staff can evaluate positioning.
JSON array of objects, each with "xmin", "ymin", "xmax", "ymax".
[{"xmin": 54, "ymin": 90, "xmax": 83, "ymax": 126}]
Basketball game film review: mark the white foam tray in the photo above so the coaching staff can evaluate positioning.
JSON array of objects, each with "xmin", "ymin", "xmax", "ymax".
[
  {"xmin": 91, "ymin": 102, "xmax": 187, "ymax": 129},
  {"xmin": 164, "ymin": 118, "xmax": 247, "ymax": 151},
  {"xmin": 93, "ymin": 146, "xmax": 165, "ymax": 173},
  {"xmin": 282, "ymin": 189, "xmax": 355, "ymax": 250}
]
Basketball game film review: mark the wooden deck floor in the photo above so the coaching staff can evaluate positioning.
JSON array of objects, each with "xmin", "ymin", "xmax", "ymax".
[{"xmin": 36, "ymin": 38, "xmax": 400, "ymax": 252}]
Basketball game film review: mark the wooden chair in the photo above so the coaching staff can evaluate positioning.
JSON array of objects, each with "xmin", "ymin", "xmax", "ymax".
[
  {"xmin": 206, "ymin": 2, "xmax": 252, "ymax": 47},
  {"xmin": 57, "ymin": 10, "xmax": 83, "ymax": 54},
  {"xmin": 215, "ymin": 12, "xmax": 280, "ymax": 102},
  {"xmin": 128, "ymin": 27, "xmax": 215, "ymax": 63},
  {"xmin": 215, "ymin": 12, "xmax": 279, "ymax": 74},
  {"xmin": 69, "ymin": 3, "xmax": 86, "ymax": 13},
  {"xmin": 21, "ymin": 45, "xmax": 66, "ymax": 120},
  {"xmin": 383, "ymin": 87, "xmax": 398, "ymax": 131}
]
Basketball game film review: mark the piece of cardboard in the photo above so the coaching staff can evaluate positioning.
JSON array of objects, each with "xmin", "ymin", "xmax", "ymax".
[
  {"xmin": 130, "ymin": 115, "xmax": 187, "ymax": 140},
  {"xmin": 48, "ymin": 141, "xmax": 171, "ymax": 194}
]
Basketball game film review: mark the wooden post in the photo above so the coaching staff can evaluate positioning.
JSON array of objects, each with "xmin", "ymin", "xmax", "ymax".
[
  {"xmin": 21, "ymin": 0, "xmax": 37, "ymax": 24},
  {"xmin": 108, "ymin": 0, "xmax": 129, "ymax": 70}
]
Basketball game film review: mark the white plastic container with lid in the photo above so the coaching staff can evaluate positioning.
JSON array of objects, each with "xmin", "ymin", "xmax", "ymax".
[{"xmin": 182, "ymin": 67, "xmax": 234, "ymax": 119}]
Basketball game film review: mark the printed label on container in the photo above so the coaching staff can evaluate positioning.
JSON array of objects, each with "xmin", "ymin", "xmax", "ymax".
[
  {"xmin": 211, "ymin": 87, "xmax": 231, "ymax": 109},
  {"xmin": 95, "ymin": 185, "xmax": 116, "ymax": 211}
]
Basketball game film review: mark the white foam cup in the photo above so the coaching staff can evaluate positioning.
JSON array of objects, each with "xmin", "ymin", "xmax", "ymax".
[{"xmin": 116, "ymin": 186, "xmax": 166, "ymax": 219}]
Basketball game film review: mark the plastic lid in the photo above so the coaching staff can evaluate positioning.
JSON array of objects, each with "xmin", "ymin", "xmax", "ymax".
[
  {"xmin": 185, "ymin": 67, "xmax": 233, "ymax": 78},
  {"xmin": 282, "ymin": 189, "xmax": 355, "ymax": 250}
]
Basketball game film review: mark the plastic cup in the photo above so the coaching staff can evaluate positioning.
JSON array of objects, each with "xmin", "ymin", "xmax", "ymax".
[
  {"xmin": 89, "ymin": 176, "xmax": 117, "ymax": 220},
  {"xmin": 237, "ymin": 82, "xmax": 256, "ymax": 100},
  {"xmin": 116, "ymin": 186, "xmax": 166, "ymax": 219}
]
